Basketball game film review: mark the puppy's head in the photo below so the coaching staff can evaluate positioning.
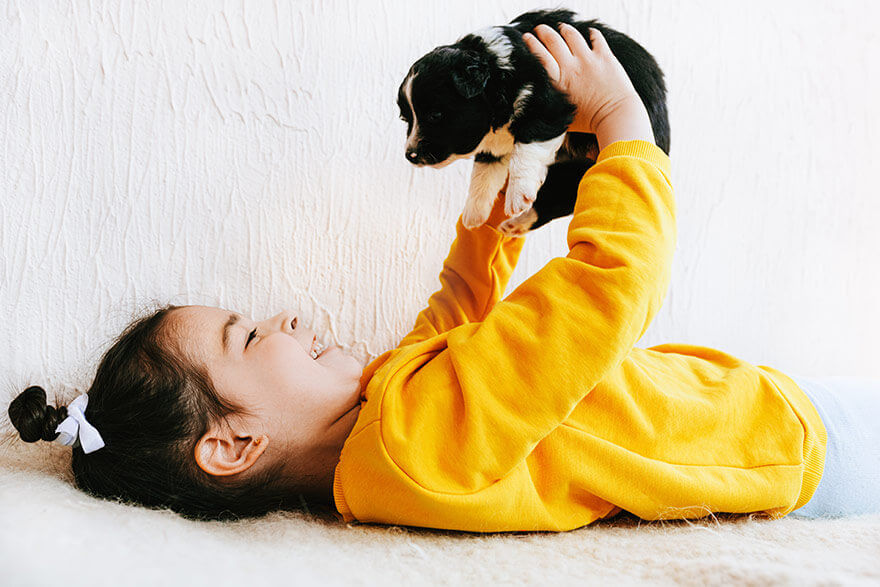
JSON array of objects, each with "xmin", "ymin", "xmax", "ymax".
[{"xmin": 398, "ymin": 46, "xmax": 494, "ymax": 167}]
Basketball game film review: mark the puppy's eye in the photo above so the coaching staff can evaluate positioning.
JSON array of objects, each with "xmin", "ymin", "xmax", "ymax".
[{"xmin": 428, "ymin": 111, "xmax": 443, "ymax": 122}]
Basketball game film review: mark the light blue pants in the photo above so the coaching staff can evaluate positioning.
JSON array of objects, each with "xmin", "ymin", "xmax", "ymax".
[{"xmin": 788, "ymin": 374, "xmax": 880, "ymax": 519}]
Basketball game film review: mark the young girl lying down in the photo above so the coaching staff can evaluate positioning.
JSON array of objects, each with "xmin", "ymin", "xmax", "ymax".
[{"xmin": 9, "ymin": 25, "xmax": 879, "ymax": 532}]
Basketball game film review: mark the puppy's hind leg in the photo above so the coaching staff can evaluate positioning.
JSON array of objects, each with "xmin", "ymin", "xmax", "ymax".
[
  {"xmin": 462, "ymin": 156, "xmax": 510, "ymax": 229},
  {"xmin": 506, "ymin": 134, "xmax": 566, "ymax": 217}
]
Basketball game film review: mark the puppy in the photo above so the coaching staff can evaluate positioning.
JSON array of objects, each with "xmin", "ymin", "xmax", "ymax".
[{"xmin": 398, "ymin": 9, "xmax": 670, "ymax": 236}]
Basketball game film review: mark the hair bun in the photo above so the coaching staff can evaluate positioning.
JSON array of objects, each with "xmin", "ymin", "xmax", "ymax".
[{"xmin": 7, "ymin": 386, "xmax": 68, "ymax": 443}]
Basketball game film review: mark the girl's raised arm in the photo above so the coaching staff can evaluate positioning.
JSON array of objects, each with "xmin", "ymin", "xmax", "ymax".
[{"xmin": 398, "ymin": 186, "xmax": 525, "ymax": 346}]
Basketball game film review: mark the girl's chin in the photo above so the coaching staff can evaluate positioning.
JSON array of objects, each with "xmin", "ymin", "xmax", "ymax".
[
  {"xmin": 315, "ymin": 344, "xmax": 341, "ymax": 362},
  {"xmin": 315, "ymin": 345, "xmax": 363, "ymax": 374}
]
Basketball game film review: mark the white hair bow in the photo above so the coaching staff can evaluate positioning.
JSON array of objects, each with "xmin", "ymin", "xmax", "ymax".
[{"xmin": 55, "ymin": 393, "xmax": 105, "ymax": 454}]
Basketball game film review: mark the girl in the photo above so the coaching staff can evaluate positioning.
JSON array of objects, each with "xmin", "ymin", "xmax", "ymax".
[{"xmin": 8, "ymin": 25, "xmax": 879, "ymax": 531}]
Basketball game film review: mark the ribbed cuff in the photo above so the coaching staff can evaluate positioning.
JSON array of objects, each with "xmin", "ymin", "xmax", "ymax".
[
  {"xmin": 596, "ymin": 140, "xmax": 671, "ymax": 178},
  {"xmin": 333, "ymin": 464, "xmax": 355, "ymax": 522},
  {"xmin": 760, "ymin": 365, "xmax": 829, "ymax": 514}
]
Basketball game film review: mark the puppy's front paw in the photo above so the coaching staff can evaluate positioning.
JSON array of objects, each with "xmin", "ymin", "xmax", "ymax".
[
  {"xmin": 504, "ymin": 178, "xmax": 540, "ymax": 217},
  {"xmin": 498, "ymin": 208, "xmax": 538, "ymax": 238},
  {"xmin": 461, "ymin": 198, "xmax": 493, "ymax": 229}
]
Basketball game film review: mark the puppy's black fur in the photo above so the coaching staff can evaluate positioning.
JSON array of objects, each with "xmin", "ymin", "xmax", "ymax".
[{"xmin": 399, "ymin": 9, "xmax": 669, "ymax": 233}]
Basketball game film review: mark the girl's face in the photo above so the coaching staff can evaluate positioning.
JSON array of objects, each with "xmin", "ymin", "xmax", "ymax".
[{"xmin": 168, "ymin": 305, "xmax": 363, "ymax": 466}]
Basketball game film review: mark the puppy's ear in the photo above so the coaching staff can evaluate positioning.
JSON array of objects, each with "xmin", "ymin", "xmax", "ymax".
[{"xmin": 451, "ymin": 51, "xmax": 489, "ymax": 98}]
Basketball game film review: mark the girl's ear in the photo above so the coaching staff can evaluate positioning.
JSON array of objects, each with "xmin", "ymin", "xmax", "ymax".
[{"xmin": 194, "ymin": 423, "xmax": 269, "ymax": 477}]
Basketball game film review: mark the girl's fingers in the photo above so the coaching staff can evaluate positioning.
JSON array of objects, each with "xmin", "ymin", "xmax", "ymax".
[
  {"xmin": 558, "ymin": 23, "xmax": 592, "ymax": 60},
  {"xmin": 586, "ymin": 27, "xmax": 609, "ymax": 54},
  {"xmin": 532, "ymin": 24, "xmax": 574, "ymax": 66},
  {"xmin": 522, "ymin": 32, "xmax": 560, "ymax": 81}
]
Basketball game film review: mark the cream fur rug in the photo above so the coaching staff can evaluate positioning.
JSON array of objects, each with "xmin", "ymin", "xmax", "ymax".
[{"xmin": 1, "ymin": 440, "xmax": 878, "ymax": 586}]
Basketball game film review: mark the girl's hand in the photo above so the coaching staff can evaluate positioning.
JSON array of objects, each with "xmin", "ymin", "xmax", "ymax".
[{"xmin": 523, "ymin": 24, "xmax": 654, "ymax": 149}]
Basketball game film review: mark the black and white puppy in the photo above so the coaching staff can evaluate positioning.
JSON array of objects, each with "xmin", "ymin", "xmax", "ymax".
[{"xmin": 398, "ymin": 9, "xmax": 670, "ymax": 236}]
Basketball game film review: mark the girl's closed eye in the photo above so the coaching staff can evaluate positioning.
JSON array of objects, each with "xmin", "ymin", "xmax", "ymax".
[{"xmin": 245, "ymin": 328, "xmax": 257, "ymax": 349}]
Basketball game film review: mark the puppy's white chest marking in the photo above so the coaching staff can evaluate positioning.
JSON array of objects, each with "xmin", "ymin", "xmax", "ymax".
[
  {"xmin": 505, "ymin": 134, "xmax": 566, "ymax": 216},
  {"xmin": 462, "ymin": 130, "xmax": 566, "ymax": 229}
]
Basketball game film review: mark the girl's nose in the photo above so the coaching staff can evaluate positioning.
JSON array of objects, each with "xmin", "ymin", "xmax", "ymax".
[
  {"xmin": 261, "ymin": 310, "xmax": 315, "ymax": 350},
  {"xmin": 259, "ymin": 310, "xmax": 297, "ymax": 333},
  {"xmin": 276, "ymin": 310, "xmax": 298, "ymax": 333}
]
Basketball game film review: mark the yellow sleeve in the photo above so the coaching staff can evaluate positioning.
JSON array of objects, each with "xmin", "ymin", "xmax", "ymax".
[
  {"xmin": 382, "ymin": 140, "xmax": 676, "ymax": 493},
  {"xmin": 398, "ymin": 191, "xmax": 527, "ymax": 347}
]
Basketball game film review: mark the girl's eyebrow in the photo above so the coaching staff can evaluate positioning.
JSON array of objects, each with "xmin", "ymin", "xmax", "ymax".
[{"xmin": 221, "ymin": 313, "xmax": 241, "ymax": 354}]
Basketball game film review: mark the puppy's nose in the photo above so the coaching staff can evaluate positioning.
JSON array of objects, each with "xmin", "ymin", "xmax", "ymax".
[{"xmin": 406, "ymin": 149, "xmax": 420, "ymax": 163}]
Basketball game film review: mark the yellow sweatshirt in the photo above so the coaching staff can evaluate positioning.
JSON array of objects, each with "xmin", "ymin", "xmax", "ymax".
[{"xmin": 333, "ymin": 140, "xmax": 826, "ymax": 533}]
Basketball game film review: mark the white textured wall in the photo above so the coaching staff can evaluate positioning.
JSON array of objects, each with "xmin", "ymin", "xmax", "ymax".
[{"xmin": 2, "ymin": 0, "xmax": 878, "ymax": 404}]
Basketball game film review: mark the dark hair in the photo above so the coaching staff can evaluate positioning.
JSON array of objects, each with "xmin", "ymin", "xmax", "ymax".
[{"xmin": 7, "ymin": 305, "xmax": 309, "ymax": 521}]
